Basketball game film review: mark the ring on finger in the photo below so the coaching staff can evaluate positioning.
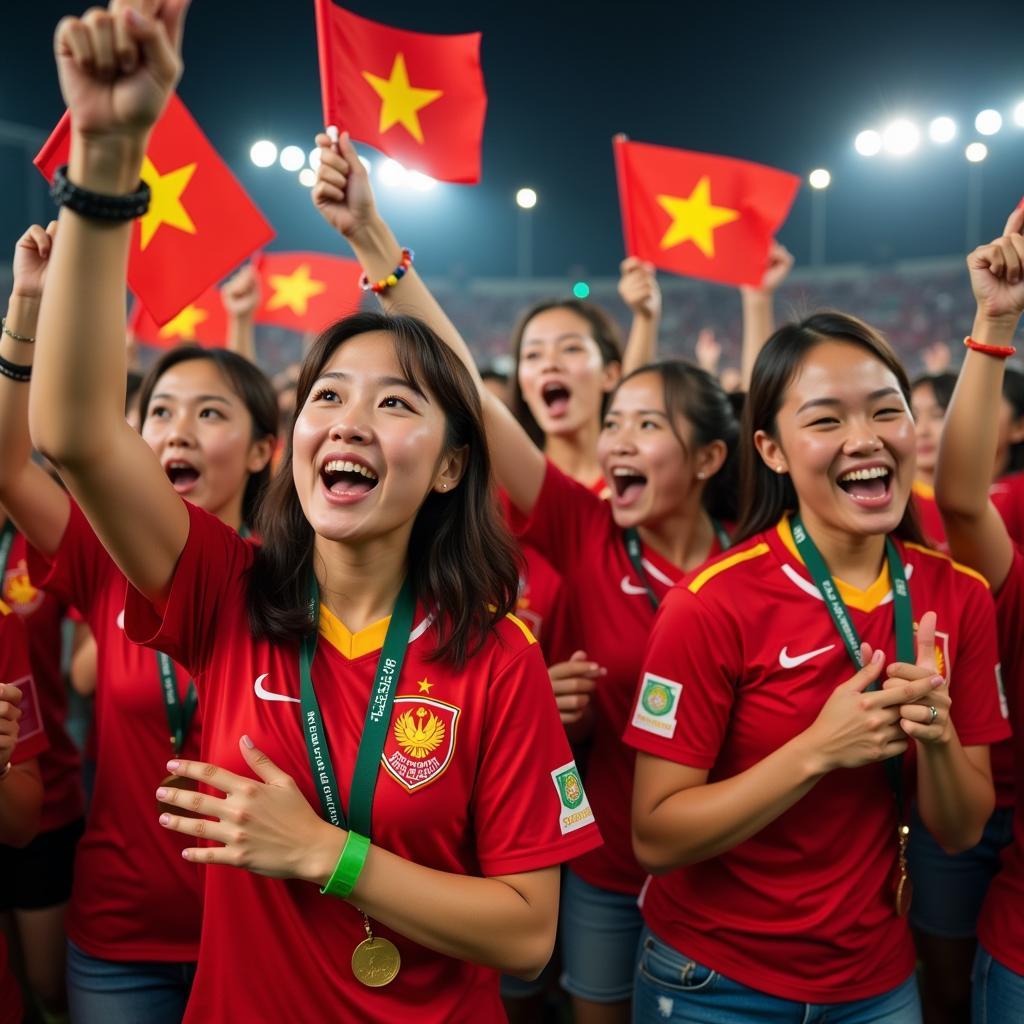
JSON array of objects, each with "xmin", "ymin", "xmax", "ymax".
[{"xmin": 928, "ymin": 705, "xmax": 938, "ymax": 725}]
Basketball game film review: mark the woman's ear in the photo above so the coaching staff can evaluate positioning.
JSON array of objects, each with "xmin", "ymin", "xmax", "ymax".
[
  {"xmin": 601, "ymin": 361, "xmax": 622, "ymax": 394},
  {"xmin": 247, "ymin": 435, "xmax": 275, "ymax": 475},
  {"xmin": 754, "ymin": 430, "xmax": 788, "ymax": 475},
  {"xmin": 695, "ymin": 439, "xmax": 727, "ymax": 482},
  {"xmin": 433, "ymin": 445, "xmax": 467, "ymax": 494}
]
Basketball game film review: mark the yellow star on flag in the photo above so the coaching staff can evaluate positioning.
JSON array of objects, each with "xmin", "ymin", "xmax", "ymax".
[
  {"xmin": 656, "ymin": 177, "xmax": 740, "ymax": 258},
  {"xmin": 417, "ymin": 678, "xmax": 434, "ymax": 694},
  {"xmin": 159, "ymin": 304, "xmax": 208, "ymax": 341},
  {"xmin": 266, "ymin": 264, "xmax": 327, "ymax": 317},
  {"xmin": 362, "ymin": 53, "xmax": 443, "ymax": 145},
  {"xmin": 139, "ymin": 156, "xmax": 198, "ymax": 251}
]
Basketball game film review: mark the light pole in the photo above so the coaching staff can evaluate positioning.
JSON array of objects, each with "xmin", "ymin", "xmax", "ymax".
[
  {"xmin": 808, "ymin": 169, "xmax": 831, "ymax": 266},
  {"xmin": 516, "ymin": 188, "xmax": 537, "ymax": 278}
]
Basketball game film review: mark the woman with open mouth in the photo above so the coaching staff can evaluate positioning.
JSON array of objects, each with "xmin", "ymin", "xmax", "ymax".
[
  {"xmin": 0, "ymin": 237, "xmax": 277, "ymax": 1022},
  {"xmin": 934, "ymin": 205, "xmax": 1024, "ymax": 1024},
  {"xmin": 624, "ymin": 306, "xmax": 1008, "ymax": 1023}
]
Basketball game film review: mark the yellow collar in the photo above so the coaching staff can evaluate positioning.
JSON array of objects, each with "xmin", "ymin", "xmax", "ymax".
[
  {"xmin": 318, "ymin": 603, "xmax": 391, "ymax": 660},
  {"xmin": 777, "ymin": 516, "xmax": 892, "ymax": 613}
]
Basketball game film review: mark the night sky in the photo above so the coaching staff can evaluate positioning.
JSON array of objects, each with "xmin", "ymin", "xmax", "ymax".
[{"xmin": 2, "ymin": 1, "xmax": 1023, "ymax": 284}]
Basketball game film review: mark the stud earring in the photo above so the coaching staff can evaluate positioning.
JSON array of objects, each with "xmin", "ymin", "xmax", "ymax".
[
  {"xmin": 775, "ymin": 465, "xmax": 785, "ymax": 474},
  {"xmin": 697, "ymin": 471, "xmax": 706, "ymax": 480}
]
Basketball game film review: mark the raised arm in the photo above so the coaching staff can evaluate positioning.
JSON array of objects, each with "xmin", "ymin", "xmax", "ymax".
[
  {"xmin": 935, "ymin": 207, "xmax": 1024, "ymax": 590},
  {"xmin": 739, "ymin": 241, "xmax": 793, "ymax": 389},
  {"xmin": 0, "ymin": 684, "xmax": 43, "ymax": 848},
  {"xmin": 222, "ymin": 262, "xmax": 260, "ymax": 361},
  {"xmin": 29, "ymin": 2, "xmax": 190, "ymax": 602},
  {"xmin": 618, "ymin": 257, "xmax": 661, "ymax": 375},
  {"xmin": 311, "ymin": 133, "xmax": 546, "ymax": 515}
]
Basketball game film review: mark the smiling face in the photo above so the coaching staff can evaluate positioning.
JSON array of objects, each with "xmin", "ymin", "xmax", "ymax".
[
  {"xmin": 755, "ymin": 341, "xmax": 916, "ymax": 538},
  {"xmin": 911, "ymin": 382, "xmax": 945, "ymax": 477},
  {"xmin": 291, "ymin": 331, "xmax": 464, "ymax": 545},
  {"xmin": 141, "ymin": 358, "xmax": 271, "ymax": 520},
  {"xmin": 517, "ymin": 307, "xmax": 619, "ymax": 438}
]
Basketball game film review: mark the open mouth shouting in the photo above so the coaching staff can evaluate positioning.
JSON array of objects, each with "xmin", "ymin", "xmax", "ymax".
[
  {"xmin": 320, "ymin": 456, "xmax": 380, "ymax": 505},
  {"xmin": 610, "ymin": 465, "xmax": 648, "ymax": 508},
  {"xmin": 836, "ymin": 464, "xmax": 893, "ymax": 508},
  {"xmin": 540, "ymin": 380, "xmax": 572, "ymax": 418},
  {"xmin": 164, "ymin": 459, "xmax": 201, "ymax": 495}
]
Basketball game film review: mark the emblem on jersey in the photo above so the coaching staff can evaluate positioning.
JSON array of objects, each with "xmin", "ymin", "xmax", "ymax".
[
  {"xmin": 3, "ymin": 564, "xmax": 43, "ymax": 615},
  {"xmin": 550, "ymin": 761, "xmax": 594, "ymax": 835},
  {"xmin": 381, "ymin": 696, "xmax": 460, "ymax": 792},
  {"xmin": 8, "ymin": 674, "xmax": 44, "ymax": 744},
  {"xmin": 632, "ymin": 673, "xmax": 683, "ymax": 738}
]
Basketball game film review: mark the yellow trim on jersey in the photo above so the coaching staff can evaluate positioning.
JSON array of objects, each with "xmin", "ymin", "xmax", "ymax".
[
  {"xmin": 318, "ymin": 603, "xmax": 391, "ymax": 660},
  {"xmin": 776, "ymin": 517, "xmax": 892, "ymax": 613},
  {"xmin": 688, "ymin": 543, "xmax": 770, "ymax": 594},
  {"xmin": 903, "ymin": 541, "xmax": 990, "ymax": 589},
  {"xmin": 0, "ymin": 598, "xmax": 11, "ymax": 617},
  {"xmin": 912, "ymin": 479, "xmax": 936, "ymax": 501},
  {"xmin": 504, "ymin": 612, "xmax": 538, "ymax": 646}
]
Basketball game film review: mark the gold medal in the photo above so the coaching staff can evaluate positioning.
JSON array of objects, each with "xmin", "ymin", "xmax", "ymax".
[
  {"xmin": 157, "ymin": 772, "xmax": 200, "ymax": 818},
  {"xmin": 894, "ymin": 823, "xmax": 913, "ymax": 917},
  {"xmin": 352, "ymin": 914, "xmax": 400, "ymax": 987}
]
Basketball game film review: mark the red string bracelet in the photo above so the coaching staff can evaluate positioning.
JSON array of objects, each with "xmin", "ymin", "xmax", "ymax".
[
  {"xmin": 359, "ymin": 248, "xmax": 414, "ymax": 294},
  {"xmin": 964, "ymin": 336, "xmax": 1017, "ymax": 359}
]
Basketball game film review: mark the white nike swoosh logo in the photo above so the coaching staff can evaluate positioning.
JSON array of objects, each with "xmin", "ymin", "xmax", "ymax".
[
  {"xmin": 779, "ymin": 643, "xmax": 836, "ymax": 669},
  {"xmin": 253, "ymin": 673, "xmax": 300, "ymax": 704},
  {"xmin": 620, "ymin": 576, "xmax": 648, "ymax": 596}
]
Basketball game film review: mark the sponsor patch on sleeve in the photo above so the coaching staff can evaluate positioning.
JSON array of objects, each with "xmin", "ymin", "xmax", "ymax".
[
  {"xmin": 996, "ymin": 663, "xmax": 1009, "ymax": 719},
  {"xmin": 631, "ymin": 673, "xmax": 683, "ymax": 738},
  {"xmin": 9, "ymin": 674, "xmax": 44, "ymax": 743},
  {"xmin": 550, "ymin": 761, "xmax": 594, "ymax": 835}
]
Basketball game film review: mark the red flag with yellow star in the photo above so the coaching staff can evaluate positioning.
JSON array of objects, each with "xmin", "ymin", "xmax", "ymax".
[
  {"xmin": 314, "ymin": 1, "xmax": 486, "ymax": 183},
  {"xmin": 613, "ymin": 137, "xmax": 800, "ymax": 287},
  {"xmin": 128, "ymin": 286, "xmax": 228, "ymax": 349},
  {"xmin": 34, "ymin": 95, "xmax": 275, "ymax": 325},
  {"xmin": 254, "ymin": 252, "xmax": 362, "ymax": 334}
]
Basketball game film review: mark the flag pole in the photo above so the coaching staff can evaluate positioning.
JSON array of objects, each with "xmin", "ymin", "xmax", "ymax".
[{"xmin": 612, "ymin": 134, "xmax": 637, "ymax": 257}]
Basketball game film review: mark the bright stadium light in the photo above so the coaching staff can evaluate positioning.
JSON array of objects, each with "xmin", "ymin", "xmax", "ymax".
[
  {"xmin": 928, "ymin": 116, "xmax": 957, "ymax": 144},
  {"xmin": 379, "ymin": 158, "xmax": 407, "ymax": 188},
  {"xmin": 298, "ymin": 168, "xmax": 317, "ymax": 188},
  {"xmin": 882, "ymin": 119, "xmax": 921, "ymax": 156},
  {"xmin": 249, "ymin": 140, "xmax": 277, "ymax": 168},
  {"xmin": 808, "ymin": 168, "xmax": 831, "ymax": 190},
  {"xmin": 1015, "ymin": 101, "xmax": 1024, "ymax": 128},
  {"xmin": 516, "ymin": 187, "xmax": 538, "ymax": 209},
  {"xmin": 407, "ymin": 170, "xmax": 437, "ymax": 192},
  {"xmin": 854, "ymin": 129, "xmax": 882, "ymax": 157},
  {"xmin": 965, "ymin": 142, "xmax": 988, "ymax": 163},
  {"xmin": 975, "ymin": 109, "xmax": 1002, "ymax": 136},
  {"xmin": 308, "ymin": 148, "xmax": 322, "ymax": 171},
  {"xmin": 572, "ymin": 281, "xmax": 591, "ymax": 299},
  {"xmin": 280, "ymin": 145, "xmax": 305, "ymax": 172}
]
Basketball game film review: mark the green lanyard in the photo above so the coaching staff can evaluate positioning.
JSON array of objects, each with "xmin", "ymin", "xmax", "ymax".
[
  {"xmin": 790, "ymin": 513, "xmax": 914, "ymax": 816},
  {"xmin": 622, "ymin": 519, "xmax": 731, "ymax": 611},
  {"xmin": 0, "ymin": 520, "xmax": 15, "ymax": 583},
  {"xmin": 299, "ymin": 577, "xmax": 415, "ymax": 835}
]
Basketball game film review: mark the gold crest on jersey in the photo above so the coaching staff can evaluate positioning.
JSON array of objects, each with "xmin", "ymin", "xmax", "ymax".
[{"xmin": 382, "ymin": 696, "xmax": 460, "ymax": 792}]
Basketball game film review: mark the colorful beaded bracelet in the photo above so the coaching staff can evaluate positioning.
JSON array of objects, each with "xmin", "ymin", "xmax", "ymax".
[
  {"xmin": 964, "ymin": 336, "xmax": 1017, "ymax": 359},
  {"xmin": 359, "ymin": 248, "xmax": 414, "ymax": 294}
]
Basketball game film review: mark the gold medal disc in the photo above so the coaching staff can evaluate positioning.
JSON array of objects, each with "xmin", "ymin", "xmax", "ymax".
[
  {"xmin": 894, "ymin": 868, "xmax": 913, "ymax": 917},
  {"xmin": 157, "ymin": 773, "xmax": 201, "ymax": 818},
  {"xmin": 352, "ymin": 936, "xmax": 401, "ymax": 987}
]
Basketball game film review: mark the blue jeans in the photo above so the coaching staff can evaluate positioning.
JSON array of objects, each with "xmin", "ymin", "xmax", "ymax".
[
  {"xmin": 972, "ymin": 945, "xmax": 1024, "ymax": 1023},
  {"xmin": 633, "ymin": 927, "xmax": 921, "ymax": 1024},
  {"xmin": 66, "ymin": 939, "xmax": 196, "ymax": 1024}
]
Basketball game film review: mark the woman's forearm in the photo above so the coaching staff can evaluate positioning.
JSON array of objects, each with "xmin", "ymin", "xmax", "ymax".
[
  {"xmin": 915, "ymin": 739, "xmax": 993, "ymax": 853},
  {"xmin": 739, "ymin": 288, "xmax": 774, "ymax": 390},
  {"xmin": 622, "ymin": 310, "xmax": 659, "ymax": 376}
]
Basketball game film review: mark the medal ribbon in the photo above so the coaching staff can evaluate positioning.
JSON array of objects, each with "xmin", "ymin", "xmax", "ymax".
[
  {"xmin": 789, "ymin": 514, "xmax": 914, "ymax": 819},
  {"xmin": 299, "ymin": 577, "xmax": 415, "ymax": 836},
  {"xmin": 155, "ymin": 652, "xmax": 198, "ymax": 754},
  {"xmin": 622, "ymin": 519, "xmax": 731, "ymax": 611},
  {"xmin": 0, "ymin": 520, "xmax": 16, "ymax": 586}
]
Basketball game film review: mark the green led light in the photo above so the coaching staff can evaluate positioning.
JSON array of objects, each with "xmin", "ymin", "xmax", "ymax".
[{"xmin": 572, "ymin": 281, "xmax": 590, "ymax": 299}]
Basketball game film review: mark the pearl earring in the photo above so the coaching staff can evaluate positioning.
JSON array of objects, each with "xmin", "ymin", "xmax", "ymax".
[
  {"xmin": 775, "ymin": 465, "xmax": 785, "ymax": 474},
  {"xmin": 697, "ymin": 471, "xmax": 706, "ymax": 480}
]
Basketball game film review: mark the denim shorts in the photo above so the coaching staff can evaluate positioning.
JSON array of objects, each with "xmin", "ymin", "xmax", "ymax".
[
  {"xmin": 972, "ymin": 945, "xmax": 1024, "ymax": 1024},
  {"xmin": 558, "ymin": 868, "xmax": 644, "ymax": 1004},
  {"xmin": 906, "ymin": 804, "xmax": 1014, "ymax": 939},
  {"xmin": 633, "ymin": 927, "xmax": 921, "ymax": 1024}
]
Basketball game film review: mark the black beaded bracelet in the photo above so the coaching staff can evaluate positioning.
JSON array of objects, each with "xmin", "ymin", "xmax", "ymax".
[
  {"xmin": 0, "ymin": 354, "xmax": 31, "ymax": 383},
  {"xmin": 50, "ymin": 164, "xmax": 151, "ymax": 222}
]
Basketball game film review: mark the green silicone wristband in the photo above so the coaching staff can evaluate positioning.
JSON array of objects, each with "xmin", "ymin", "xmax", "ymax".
[{"xmin": 320, "ymin": 830, "xmax": 370, "ymax": 898}]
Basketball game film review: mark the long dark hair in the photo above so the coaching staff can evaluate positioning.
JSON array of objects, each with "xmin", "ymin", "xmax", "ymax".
[
  {"xmin": 613, "ymin": 360, "xmax": 739, "ymax": 522},
  {"xmin": 137, "ymin": 345, "xmax": 278, "ymax": 524},
  {"xmin": 1003, "ymin": 366, "xmax": 1024, "ymax": 474},
  {"xmin": 911, "ymin": 371, "xmax": 957, "ymax": 414},
  {"xmin": 246, "ymin": 311, "xmax": 521, "ymax": 667},
  {"xmin": 509, "ymin": 299, "xmax": 623, "ymax": 447},
  {"xmin": 735, "ymin": 311, "xmax": 924, "ymax": 544}
]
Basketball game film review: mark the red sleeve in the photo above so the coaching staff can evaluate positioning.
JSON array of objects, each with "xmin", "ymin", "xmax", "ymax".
[
  {"xmin": 472, "ymin": 638, "xmax": 602, "ymax": 875},
  {"xmin": 0, "ymin": 613, "xmax": 48, "ymax": 764},
  {"xmin": 622, "ymin": 585, "xmax": 741, "ymax": 769},
  {"xmin": 507, "ymin": 461, "xmax": 614, "ymax": 577},
  {"xmin": 948, "ymin": 575, "xmax": 1012, "ymax": 746},
  {"xmin": 123, "ymin": 502, "xmax": 252, "ymax": 678},
  {"xmin": 994, "ymin": 546, "xmax": 1024, "ymax": 723},
  {"xmin": 25, "ymin": 502, "xmax": 114, "ymax": 616}
]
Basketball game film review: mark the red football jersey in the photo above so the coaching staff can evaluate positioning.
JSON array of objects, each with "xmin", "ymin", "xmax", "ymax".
[
  {"xmin": 977, "ymin": 545, "xmax": 1024, "ymax": 974},
  {"xmin": 26, "ymin": 504, "xmax": 203, "ymax": 962},
  {"xmin": 623, "ymin": 516, "xmax": 1009, "ymax": 1003},
  {"xmin": 123, "ymin": 502, "xmax": 602, "ymax": 1024},
  {"xmin": 511, "ymin": 462, "xmax": 722, "ymax": 895},
  {"xmin": 0, "ymin": 606, "xmax": 47, "ymax": 1024},
  {"xmin": 3, "ymin": 529, "xmax": 83, "ymax": 832}
]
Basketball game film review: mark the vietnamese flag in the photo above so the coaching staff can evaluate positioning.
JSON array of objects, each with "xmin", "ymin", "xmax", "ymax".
[
  {"xmin": 614, "ymin": 137, "xmax": 800, "ymax": 287},
  {"xmin": 314, "ymin": 1, "xmax": 486, "ymax": 183},
  {"xmin": 254, "ymin": 252, "xmax": 362, "ymax": 334},
  {"xmin": 34, "ymin": 95, "xmax": 275, "ymax": 325},
  {"xmin": 129, "ymin": 286, "xmax": 228, "ymax": 349}
]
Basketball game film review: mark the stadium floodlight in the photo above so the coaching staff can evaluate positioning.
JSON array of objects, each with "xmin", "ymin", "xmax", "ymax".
[
  {"xmin": 572, "ymin": 281, "xmax": 591, "ymax": 299},
  {"xmin": 808, "ymin": 168, "xmax": 831, "ymax": 190},
  {"xmin": 298, "ymin": 168, "xmax": 317, "ymax": 188},
  {"xmin": 309, "ymin": 148, "xmax": 322, "ymax": 171},
  {"xmin": 516, "ymin": 187, "xmax": 538, "ymax": 209},
  {"xmin": 882, "ymin": 119, "xmax": 921, "ymax": 157},
  {"xmin": 965, "ymin": 142, "xmax": 988, "ymax": 163},
  {"xmin": 379, "ymin": 158, "xmax": 407, "ymax": 188},
  {"xmin": 407, "ymin": 170, "xmax": 437, "ymax": 192},
  {"xmin": 1013, "ymin": 101, "xmax": 1024, "ymax": 128},
  {"xmin": 249, "ymin": 140, "xmax": 278, "ymax": 168},
  {"xmin": 854, "ymin": 129, "xmax": 882, "ymax": 157},
  {"xmin": 280, "ymin": 145, "xmax": 305, "ymax": 172},
  {"xmin": 975, "ymin": 109, "xmax": 1002, "ymax": 136},
  {"xmin": 928, "ymin": 117, "xmax": 957, "ymax": 144}
]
